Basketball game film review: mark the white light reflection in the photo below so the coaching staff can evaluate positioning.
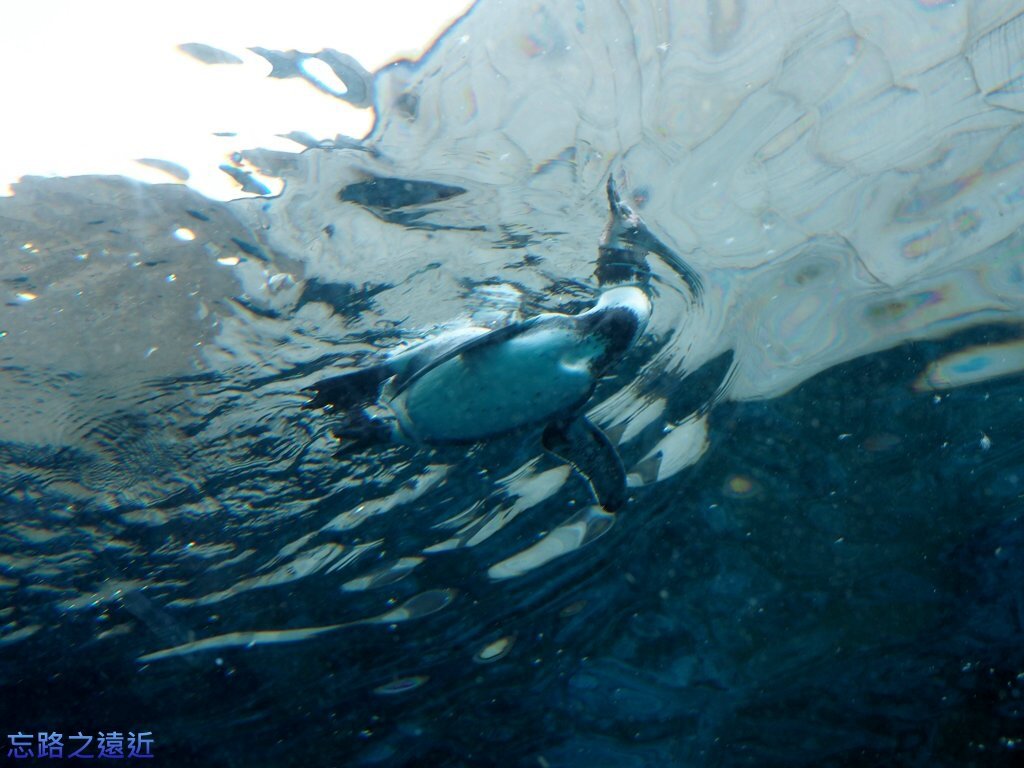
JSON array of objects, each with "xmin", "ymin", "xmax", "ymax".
[{"xmin": 0, "ymin": 0, "xmax": 474, "ymax": 199}]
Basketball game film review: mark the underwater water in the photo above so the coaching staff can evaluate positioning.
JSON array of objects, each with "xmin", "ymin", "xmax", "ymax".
[{"xmin": 2, "ymin": 0, "xmax": 1024, "ymax": 765}]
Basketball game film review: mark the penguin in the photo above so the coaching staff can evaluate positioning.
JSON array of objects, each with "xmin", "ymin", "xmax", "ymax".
[
  {"xmin": 304, "ymin": 176, "xmax": 696, "ymax": 511},
  {"xmin": 304, "ymin": 285, "xmax": 648, "ymax": 510}
]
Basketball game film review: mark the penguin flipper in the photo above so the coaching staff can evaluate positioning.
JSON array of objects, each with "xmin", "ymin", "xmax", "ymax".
[
  {"xmin": 303, "ymin": 362, "xmax": 394, "ymax": 411},
  {"xmin": 542, "ymin": 416, "xmax": 627, "ymax": 511}
]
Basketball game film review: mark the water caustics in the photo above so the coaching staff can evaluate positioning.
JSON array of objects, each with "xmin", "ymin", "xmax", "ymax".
[{"xmin": 1, "ymin": 0, "xmax": 1023, "ymax": 690}]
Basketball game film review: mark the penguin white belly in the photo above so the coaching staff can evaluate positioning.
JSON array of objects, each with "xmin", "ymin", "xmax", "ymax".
[{"xmin": 393, "ymin": 328, "xmax": 599, "ymax": 442}]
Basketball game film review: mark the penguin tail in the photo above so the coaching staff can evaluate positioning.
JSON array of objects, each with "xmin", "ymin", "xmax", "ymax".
[{"xmin": 302, "ymin": 362, "xmax": 393, "ymax": 412}]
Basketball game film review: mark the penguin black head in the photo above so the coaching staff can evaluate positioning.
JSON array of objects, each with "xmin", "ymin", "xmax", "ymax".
[{"xmin": 579, "ymin": 286, "xmax": 652, "ymax": 372}]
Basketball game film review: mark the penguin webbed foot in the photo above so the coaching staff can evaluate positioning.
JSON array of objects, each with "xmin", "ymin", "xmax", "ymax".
[{"xmin": 329, "ymin": 410, "xmax": 395, "ymax": 456}]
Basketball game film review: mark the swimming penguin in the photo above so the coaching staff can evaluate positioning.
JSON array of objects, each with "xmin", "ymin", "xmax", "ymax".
[
  {"xmin": 304, "ymin": 176, "xmax": 691, "ymax": 511},
  {"xmin": 304, "ymin": 286, "xmax": 649, "ymax": 510}
]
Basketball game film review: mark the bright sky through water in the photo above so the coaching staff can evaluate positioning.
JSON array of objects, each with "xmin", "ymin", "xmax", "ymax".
[{"xmin": 0, "ymin": 0, "xmax": 474, "ymax": 199}]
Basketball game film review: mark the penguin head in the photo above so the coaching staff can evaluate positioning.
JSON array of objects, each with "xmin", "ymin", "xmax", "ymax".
[{"xmin": 579, "ymin": 286, "xmax": 652, "ymax": 372}]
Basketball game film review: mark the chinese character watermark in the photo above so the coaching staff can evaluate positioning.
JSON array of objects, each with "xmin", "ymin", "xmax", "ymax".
[{"xmin": 5, "ymin": 732, "xmax": 153, "ymax": 760}]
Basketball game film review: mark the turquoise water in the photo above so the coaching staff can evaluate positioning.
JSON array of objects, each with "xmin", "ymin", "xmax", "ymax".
[{"xmin": 2, "ymin": 1, "xmax": 1024, "ymax": 765}]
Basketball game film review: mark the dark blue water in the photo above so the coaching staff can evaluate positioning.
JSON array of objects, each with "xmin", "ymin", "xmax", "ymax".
[{"xmin": 3, "ymin": 308, "xmax": 1022, "ymax": 766}]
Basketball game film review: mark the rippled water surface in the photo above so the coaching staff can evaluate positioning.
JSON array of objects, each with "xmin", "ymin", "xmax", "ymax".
[{"xmin": 3, "ymin": 1, "xmax": 1024, "ymax": 765}]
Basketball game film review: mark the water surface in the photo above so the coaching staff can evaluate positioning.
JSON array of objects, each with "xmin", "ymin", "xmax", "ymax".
[{"xmin": 2, "ymin": 1, "xmax": 1023, "ymax": 765}]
